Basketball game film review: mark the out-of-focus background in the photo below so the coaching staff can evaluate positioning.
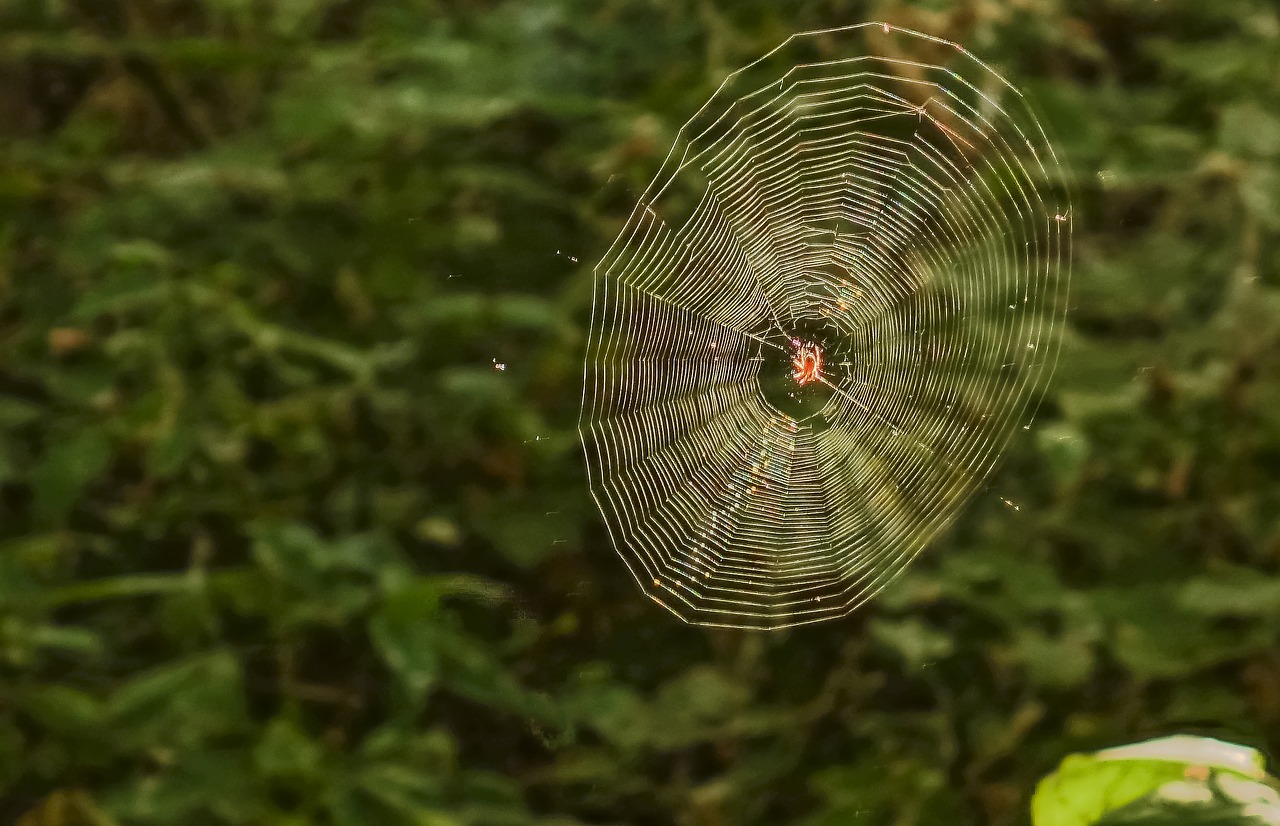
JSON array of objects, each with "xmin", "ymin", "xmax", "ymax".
[{"xmin": 1, "ymin": 0, "xmax": 1278, "ymax": 824}]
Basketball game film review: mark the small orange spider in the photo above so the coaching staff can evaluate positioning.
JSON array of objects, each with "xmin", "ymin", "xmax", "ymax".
[{"xmin": 791, "ymin": 340, "xmax": 823, "ymax": 385}]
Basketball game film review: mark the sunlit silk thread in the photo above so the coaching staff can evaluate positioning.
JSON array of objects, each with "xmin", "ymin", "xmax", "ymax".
[{"xmin": 580, "ymin": 22, "xmax": 1070, "ymax": 629}]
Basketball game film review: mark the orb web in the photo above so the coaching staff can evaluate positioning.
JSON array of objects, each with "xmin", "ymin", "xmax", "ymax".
[{"xmin": 580, "ymin": 23, "xmax": 1071, "ymax": 629}]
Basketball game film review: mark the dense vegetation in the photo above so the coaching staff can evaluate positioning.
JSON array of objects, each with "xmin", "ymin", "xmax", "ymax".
[{"xmin": 1, "ymin": 0, "xmax": 1278, "ymax": 823}]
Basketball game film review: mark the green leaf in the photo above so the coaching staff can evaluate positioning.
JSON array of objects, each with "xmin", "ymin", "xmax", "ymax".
[
  {"xmin": 473, "ymin": 491, "xmax": 581, "ymax": 568},
  {"xmin": 108, "ymin": 651, "xmax": 246, "ymax": 749},
  {"xmin": 29, "ymin": 428, "xmax": 112, "ymax": 521},
  {"xmin": 870, "ymin": 617, "xmax": 953, "ymax": 669},
  {"xmin": 0, "ymin": 396, "xmax": 42, "ymax": 428},
  {"xmin": 1036, "ymin": 422, "xmax": 1090, "ymax": 489},
  {"xmin": 1014, "ymin": 627, "xmax": 1095, "ymax": 688},
  {"xmin": 354, "ymin": 762, "xmax": 449, "ymax": 812},
  {"xmin": 146, "ymin": 422, "xmax": 196, "ymax": 477},
  {"xmin": 252, "ymin": 521, "xmax": 343, "ymax": 585},
  {"xmin": 103, "ymin": 748, "xmax": 265, "ymax": 823},
  {"xmin": 1033, "ymin": 737, "xmax": 1268, "ymax": 826},
  {"xmin": 1219, "ymin": 104, "xmax": 1280, "ymax": 158},
  {"xmin": 1179, "ymin": 567, "xmax": 1280, "ymax": 618},
  {"xmin": 1034, "ymin": 753, "xmax": 1194, "ymax": 826},
  {"xmin": 491, "ymin": 294, "xmax": 563, "ymax": 333},
  {"xmin": 43, "ymin": 573, "xmax": 197, "ymax": 607},
  {"xmin": 1090, "ymin": 587, "xmax": 1272, "ymax": 678},
  {"xmin": 70, "ymin": 268, "xmax": 167, "ymax": 320},
  {"xmin": 650, "ymin": 665, "xmax": 751, "ymax": 745},
  {"xmin": 565, "ymin": 666, "xmax": 650, "ymax": 751},
  {"xmin": 254, "ymin": 717, "xmax": 324, "ymax": 782},
  {"xmin": 429, "ymin": 618, "xmax": 557, "ymax": 723},
  {"xmin": 1239, "ymin": 164, "xmax": 1280, "ymax": 228},
  {"xmin": 25, "ymin": 623, "xmax": 105, "ymax": 658},
  {"xmin": 249, "ymin": 521, "xmax": 408, "ymax": 625},
  {"xmin": 436, "ymin": 367, "xmax": 513, "ymax": 402},
  {"xmin": 369, "ymin": 583, "xmax": 444, "ymax": 701},
  {"xmin": 20, "ymin": 685, "xmax": 106, "ymax": 737}
]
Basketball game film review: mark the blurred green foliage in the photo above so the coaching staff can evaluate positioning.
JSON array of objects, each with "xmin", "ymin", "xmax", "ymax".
[{"xmin": 0, "ymin": 0, "xmax": 1279, "ymax": 824}]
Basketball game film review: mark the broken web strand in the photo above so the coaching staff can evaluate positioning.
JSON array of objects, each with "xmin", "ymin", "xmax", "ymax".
[{"xmin": 580, "ymin": 22, "xmax": 1070, "ymax": 629}]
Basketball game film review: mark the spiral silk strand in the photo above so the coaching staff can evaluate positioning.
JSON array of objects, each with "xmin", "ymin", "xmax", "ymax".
[{"xmin": 581, "ymin": 23, "xmax": 1070, "ymax": 629}]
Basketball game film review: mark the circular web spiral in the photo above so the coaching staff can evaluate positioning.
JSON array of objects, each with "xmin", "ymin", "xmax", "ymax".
[{"xmin": 580, "ymin": 23, "xmax": 1070, "ymax": 629}]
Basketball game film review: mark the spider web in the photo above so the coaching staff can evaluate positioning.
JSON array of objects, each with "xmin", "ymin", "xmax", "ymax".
[{"xmin": 580, "ymin": 23, "xmax": 1070, "ymax": 629}]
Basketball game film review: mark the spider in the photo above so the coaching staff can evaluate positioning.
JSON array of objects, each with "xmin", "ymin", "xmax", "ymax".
[{"xmin": 791, "ymin": 339, "xmax": 823, "ymax": 386}]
